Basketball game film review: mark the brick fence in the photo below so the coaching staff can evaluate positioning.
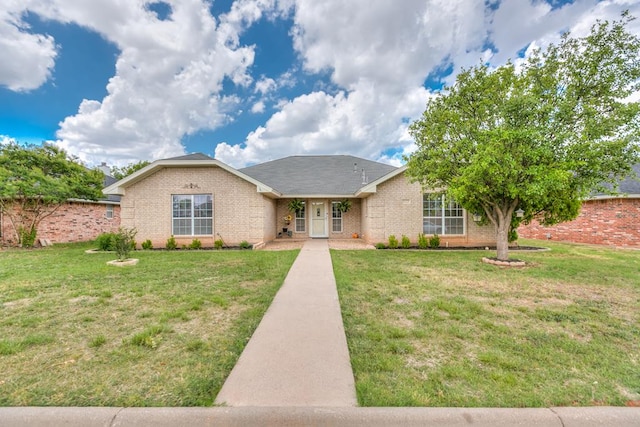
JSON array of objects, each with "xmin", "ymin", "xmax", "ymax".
[{"xmin": 518, "ymin": 197, "xmax": 640, "ymax": 247}]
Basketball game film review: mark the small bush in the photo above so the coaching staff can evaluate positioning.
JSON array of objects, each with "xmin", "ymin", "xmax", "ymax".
[
  {"xmin": 417, "ymin": 233, "xmax": 428, "ymax": 249},
  {"xmin": 375, "ymin": 242, "xmax": 386, "ymax": 249},
  {"xmin": 401, "ymin": 235, "xmax": 411, "ymax": 249},
  {"xmin": 166, "ymin": 236, "xmax": 177, "ymax": 250},
  {"xmin": 239, "ymin": 240, "xmax": 251, "ymax": 249},
  {"xmin": 96, "ymin": 232, "xmax": 117, "ymax": 251},
  {"xmin": 189, "ymin": 239, "xmax": 202, "ymax": 250},
  {"xmin": 214, "ymin": 239, "xmax": 224, "ymax": 250},
  {"xmin": 141, "ymin": 239, "xmax": 153, "ymax": 250},
  {"xmin": 429, "ymin": 234, "xmax": 440, "ymax": 249},
  {"xmin": 113, "ymin": 227, "xmax": 137, "ymax": 261},
  {"xmin": 388, "ymin": 234, "xmax": 398, "ymax": 249}
]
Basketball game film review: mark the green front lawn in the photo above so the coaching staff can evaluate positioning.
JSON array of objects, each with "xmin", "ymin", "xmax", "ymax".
[
  {"xmin": 0, "ymin": 243, "xmax": 298, "ymax": 406},
  {"xmin": 332, "ymin": 241, "xmax": 640, "ymax": 407}
]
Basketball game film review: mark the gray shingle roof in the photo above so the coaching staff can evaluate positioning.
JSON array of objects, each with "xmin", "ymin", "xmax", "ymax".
[
  {"xmin": 240, "ymin": 155, "xmax": 398, "ymax": 195},
  {"xmin": 165, "ymin": 153, "xmax": 215, "ymax": 161},
  {"xmin": 594, "ymin": 163, "xmax": 640, "ymax": 196},
  {"xmin": 613, "ymin": 163, "xmax": 640, "ymax": 195},
  {"xmin": 102, "ymin": 175, "xmax": 121, "ymax": 202}
]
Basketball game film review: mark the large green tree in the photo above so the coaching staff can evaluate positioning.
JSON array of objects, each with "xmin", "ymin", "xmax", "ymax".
[
  {"xmin": 111, "ymin": 160, "xmax": 150, "ymax": 180},
  {"xmin": 407, "ymin": 14, "xmax": 640, "ymax": 261},
  {"xmin": 0, "ymin": 143, "xmax": 104, "ymax": 247}
]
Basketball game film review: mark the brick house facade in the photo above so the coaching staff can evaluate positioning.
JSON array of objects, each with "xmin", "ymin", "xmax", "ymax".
[
  {"xmin": 518, "ymin": 164, "xmax": 640, "ymax": 248},
  {"xmin": 118, "ymin": 166, "xmax": 276, "ymax": 249},
  {"xmin": 1, "ymin": 173, "xmax": 121, "ymax": 247},
  {"xmin": 518, "ymin": 198, "xmax": 640, "ymax": 247},
  {"xmin": 104, "ymin": 154, "xmax": 496, "ymax": 248}
]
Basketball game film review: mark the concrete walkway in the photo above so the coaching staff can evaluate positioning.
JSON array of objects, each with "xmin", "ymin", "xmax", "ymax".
[{"xmin": 214, "ymin": 239, "xmax": 357, "ymax": 406}]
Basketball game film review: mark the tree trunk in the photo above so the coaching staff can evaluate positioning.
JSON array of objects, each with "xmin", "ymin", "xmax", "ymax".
[{"xmin": 495, "ymin": 213, "xmax": 511, "ymax": 261}]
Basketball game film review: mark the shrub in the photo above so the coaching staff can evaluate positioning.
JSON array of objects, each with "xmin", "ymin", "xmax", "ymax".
[
  {"xmin": 417, "ymin": 233, "xmax": 428, "ymax": 249},
  {"xmin": 375, "ymin": 242, "xmax": 386, "ymax": 249},
  {"xmin": 96, "ymin": 232, "xmax": 117, "ymax": 251},
  {"xmin": 166, "ymin": 236, "xmax": 177, "ymax": 250},
  {"xmin": 113, "ymin": 227, "xmax": 137, "ymax": 261},
  {"xmin": 141, "ymin": 239, "xmax": 153, "ymax": 250},
  {"xmin": 429, "ymin": 234, "xmax": 440, "ymax": 249},
  {"xmin": 401, "ymin": 235, "xmax": 411, "ymax": 249},
  {"xmin": 388, "ymin": 234, "xmax": 398, "ymax": 249},
  {"xmin": 239, "ymin": 240, "xmax": 251, "ymax": 249},
  {"xmin": 189, "ymin": 239, "xmax": 202, "ymax": 250},
  {"xmin": 214, "ymin": 239, "xmax": 224, "ymax": 250}
]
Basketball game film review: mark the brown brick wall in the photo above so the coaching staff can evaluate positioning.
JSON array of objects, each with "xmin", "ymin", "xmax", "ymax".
[
  {"xmin": 1, "ymin": 201, "xmax": 120, "ymax": 246},
  {"xmin": 518, "ymin": 198, "xmax": 640, "ymax": 247},
  {"xmin": 120, "ymin": 166, "xmax": 270, "ymax": 248}
]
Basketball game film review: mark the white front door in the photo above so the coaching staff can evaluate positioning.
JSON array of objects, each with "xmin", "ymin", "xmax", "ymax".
[{"xmin": 310, "ymin": 201, "xmax": 328, "ymax": 238}]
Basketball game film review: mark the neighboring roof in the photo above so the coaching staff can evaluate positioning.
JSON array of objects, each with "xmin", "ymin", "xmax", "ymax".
[
  {"xmin": 102, "ymin": 174, "xmax": 121, "ymax": 203},
  {"xmin": 618, "ymin": 163, "xmax": 640, "ymax": 195},
  {"xmin": 593, "ymin": 163, "xmax": 640, "ymax": 198},
  {"xmin": 240, "ymin": 155, "xmax": 398, "ymax": 196}
]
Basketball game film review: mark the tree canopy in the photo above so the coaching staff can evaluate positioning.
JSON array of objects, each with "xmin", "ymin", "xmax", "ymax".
[
  {"xmin": 0, "ymin": 143, "xmax": 104, "ymax": 246},
  {"xmin": 406, "ymin": 13, "xmax": 640, "ymax": 261},
  {"xmin": 111, "ymin": 160, "xmax": 150, "ymax": 180}
]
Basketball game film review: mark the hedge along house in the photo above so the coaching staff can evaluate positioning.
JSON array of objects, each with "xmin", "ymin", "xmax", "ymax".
[
  {"xmin": 518, "ymin": 164, "xmax": 640, "ymax": 247},
  {"xmin": 102, "ymin": 153, "xmax": 496, "ymax": 248}
]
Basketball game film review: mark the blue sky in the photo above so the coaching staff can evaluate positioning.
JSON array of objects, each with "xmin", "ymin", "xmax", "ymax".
[{"xmin": 1, "ymin": 0, "xmax": 638, "ymax": 168}]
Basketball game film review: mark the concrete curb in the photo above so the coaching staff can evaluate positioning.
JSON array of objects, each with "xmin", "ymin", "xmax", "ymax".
[{"xmin": 1, "ymin": 406, "xmax": 639, "ymax": 427}]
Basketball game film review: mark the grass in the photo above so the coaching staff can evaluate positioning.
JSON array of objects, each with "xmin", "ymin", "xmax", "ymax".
[
  {"xmin": 0, "ymin": 242, "xmax": 298, "ymax": 406},
  {"xmin": 332, "ymin": 240, "xmax": 640, "ymax": 407}
]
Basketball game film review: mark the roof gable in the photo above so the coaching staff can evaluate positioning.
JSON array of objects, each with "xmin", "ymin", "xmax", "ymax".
[
  {"xmin": 164, "ymin": 153, "xmax": 215, "ymax": 161},
  {"xmin": 103, "ymin": 154, "xmax": 278, "ymax": 197}
]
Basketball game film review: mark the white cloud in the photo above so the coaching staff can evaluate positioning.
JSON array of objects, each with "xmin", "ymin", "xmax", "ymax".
[
  {"xmin": 0, "ymin": 0, "xmax": 286, "ymax": 165},
  {"xmin": 255, "ymin": 77, "xmax": 276, "ymax": 95},
  {"xmin": 0, "ymin": 1, "xmax": 57, "ymax": 91},
  {"xmin": 216, "ymin": 82, "xmax": 432, "ymax": 167},
  {"xmin": 217, "ymin": 0, "xmax": 640, "ymax": 168},
  {"xmin": 251, "ymin": 100, "xmax": 266, "ymax": 113},
  {"xmin": 1, "ymin": 134, "xmax": 17, "ymax": 145},
  {"xmin": 217, "ymin": 0, "xmax": 489, "ymax": 167},
  {"xmin": 3, "ymin": 0, "xmax": 639, "ymax": 168}
]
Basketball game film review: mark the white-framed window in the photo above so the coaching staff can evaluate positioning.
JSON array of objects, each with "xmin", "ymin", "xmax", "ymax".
[
  {"xmin": 331, "ymin": 201, "xmax": 342, "ymax": 233},
  {"xmin": 105, "ymin": 204, "xmax": 114, "ymax": 219},
  {"xmin": 423, "ymin": 194, "xmax": 464, "ymax": 235},
  {"xmin": 295, "ymin": 202, "xmax": 306, "ymax": 233},
  {"xmin": 172, "ymin": 194, "xmax": 213, "ymax": 236}
]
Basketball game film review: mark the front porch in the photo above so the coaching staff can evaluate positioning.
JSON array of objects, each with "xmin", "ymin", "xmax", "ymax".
[
  {"xmin": 276, "ymin": 198, "xmax": 362, "ymax": 240},
  {"xmin": 262, "ymin": 238, "xmax": 375, "ymax": 251}
]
